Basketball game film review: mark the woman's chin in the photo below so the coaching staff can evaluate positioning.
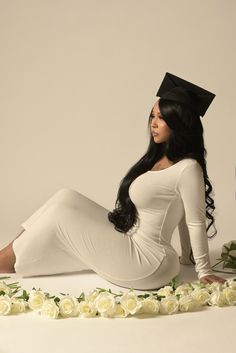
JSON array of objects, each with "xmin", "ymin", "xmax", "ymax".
[{"xmin": 153, "ymin": 136, "xmax": 161, "ymax": 143}]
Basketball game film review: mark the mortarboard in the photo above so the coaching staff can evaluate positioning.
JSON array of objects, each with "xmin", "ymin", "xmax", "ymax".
[{"xmin": 156, "ymin": 72, "xmax": 216, "ymax": 117}]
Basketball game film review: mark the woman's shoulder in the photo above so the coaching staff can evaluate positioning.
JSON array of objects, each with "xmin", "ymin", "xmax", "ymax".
[
  {"xmin": 175, "ymin": 158, "xmax": 203, "ymax": 182},
  {"xmin": 176, "ymin": 158, "xmax": 203, "ymax": 184},
  {"xmin": 179, "ymin": 157, "xmax": 198, "ymax": 164},
  {"xmin": 175, "ymin": 158, "xmax": 200, "ymax": 170}
]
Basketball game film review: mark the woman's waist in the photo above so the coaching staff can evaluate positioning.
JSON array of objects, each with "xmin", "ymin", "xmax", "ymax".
[{"xmin": 132, "ymin": 230, "xmax": 178, "ymax": 256}]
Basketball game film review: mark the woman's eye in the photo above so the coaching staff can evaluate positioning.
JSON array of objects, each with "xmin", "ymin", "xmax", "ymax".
[{"xmin": 151, "ymin": 114, "xmax": 162, "ymax": 119}]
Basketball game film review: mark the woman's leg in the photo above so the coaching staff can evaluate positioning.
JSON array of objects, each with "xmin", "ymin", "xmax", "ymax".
[
  {"xmin": 1, "ymin": 188, "xmax": 99, "ymax": 274},
  {"xmin": 0, "ymin": 189, "xmax": 78, "ymax": 273},
  {"xmin": 20, "ymin": 189, "xmax": 83, "ymax": 230},
  {"xmin": 12, "ymin": 203, "xmax": 91, "ymax": 277},
  {"xmin": 0, "ymin": 228, "xmax": 25, "ymax": 273}
]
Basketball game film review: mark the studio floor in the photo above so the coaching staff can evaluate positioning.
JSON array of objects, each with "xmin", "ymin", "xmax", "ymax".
[{"xmin": 0, "ymin": 256, "xmax": 235, "ymax": 353}]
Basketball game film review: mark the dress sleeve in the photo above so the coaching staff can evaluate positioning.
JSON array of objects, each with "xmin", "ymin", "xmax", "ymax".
[
  {"xmin": 178, "ymin": 214, "xmax": 194, "ymax": 265},
  {"xmin": 176, "ymin": 161, "xmax": 214, "ymax": 279}
]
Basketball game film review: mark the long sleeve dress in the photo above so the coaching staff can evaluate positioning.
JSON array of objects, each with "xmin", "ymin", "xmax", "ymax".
[{"xmin": 12, "ymin": 158, "xmax": 214, "ymax": 290}]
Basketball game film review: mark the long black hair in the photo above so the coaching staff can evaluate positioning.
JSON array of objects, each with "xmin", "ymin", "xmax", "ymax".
[{"xmin": 107, "ymin": 98, "xmax": 217, "ymax": 264}]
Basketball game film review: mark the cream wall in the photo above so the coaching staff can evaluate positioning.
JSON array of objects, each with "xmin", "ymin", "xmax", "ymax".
[{"xmin": 0, "ymin": 0, "xmax": 235, "ymax": 255}]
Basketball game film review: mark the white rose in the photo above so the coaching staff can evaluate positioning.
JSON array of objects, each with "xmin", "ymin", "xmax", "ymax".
[
  {"xmin": 10, "ymin": 298, "xmax": 26, "ymax": 314},
  {"xmin": 58, "ymin": 296, "xmax": 80, "ymax": 318},
  {"xmin": 190, "ymin": 281, "xmax": 204, "ymax": 290},
  {"xmin": 222, "ymin": 287, "xmax": 236, "ymax": 305},
  {"xmin": 85, "ymin": 289, "xmax": 101, "ymax": 303},
  {"xmin": 159, "ymin": 295, "xmax": 179, "ymax": 315},
  {"xmin": 28, "ymin": 290, "xmax": 46, "ymax": 311},
  {"xmin": 229, "ymin": 249, "xmax": 236, "ymax": 258},
  {"xmin": 205, "ymin": 282, "xmax": 224, "ymax": 293},
  {"xmin": 156, "ymin": 286, "xmax": 174, "ymax": 297},
  {"xmin": 222, "ymin": 240, "xmax": 235, "ymax": 254},
  {"xmin": 138, "ymin": 296, "xmax": 160, "ymax": 315},
  {"xmin": 119, "ymin": 291, "xmax": 142, "ymax": 315},
  {"xmin": 191, "ymin": 288, "xmax": 211, "ymax": 305},
  {"xmin": 208, "ymin": 290, "xmax": 226, "ymax": 307},
  {"xmin": 94, "ymin": 292, "xmax": 116, "ymax": 317},
  {"xmin": 107, "ymin": 302, "xmax": 129, "ymax": 318},
  {"xmin": 226, "ymin": 279, "xmax": 236, "ymax": 290},
  {"xmin": 0, "ymin": 282, "xmax": 11, "ymax": 295},
  {"xmin": 78, "ymin": 300, "xmax": 97, "ymax": 318},
  {"xmin": 40, "ymin": 299, "xmax": 59, "ymax": 319},
  {"xmin": 175, "ymin": 283, "xmax": 193, "ymax": 296},
  {"xmin": 223, "ymin": 240, "xmax": 236, "ymax": 252},
  {"xmin": 179, "ymin": 295, "xmax": 200, "ymax": 312},
  {"xmin": 0, "ymin": 295, "xmax": 12, "ymax": 315}
]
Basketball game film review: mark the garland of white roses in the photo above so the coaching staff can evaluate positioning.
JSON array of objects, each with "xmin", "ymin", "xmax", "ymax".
[{"xmin": 0, "ymin": 276, "xmax": 236, "ymax": 319}]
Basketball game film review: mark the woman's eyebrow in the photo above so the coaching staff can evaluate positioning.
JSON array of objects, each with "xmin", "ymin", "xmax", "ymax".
[
  {"xmin": 151, "ymin": 109, "xmax": 156, "ymax": 115},
  {"xmin": 151, "ymin": 109, "xmax": 160, "ymax": 116}
]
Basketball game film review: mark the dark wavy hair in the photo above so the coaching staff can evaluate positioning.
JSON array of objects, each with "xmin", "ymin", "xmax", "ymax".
[{"xmin": 107, "ymin": 97, "xmax": 217, "ymax": 264}]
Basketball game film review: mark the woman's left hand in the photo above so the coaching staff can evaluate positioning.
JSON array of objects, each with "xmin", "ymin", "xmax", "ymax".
[{"xmin": 200, "ymin": 274, "xmax": 227, "ymax": 284}]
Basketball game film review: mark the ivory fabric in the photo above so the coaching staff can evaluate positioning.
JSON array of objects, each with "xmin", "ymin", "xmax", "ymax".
[{"xmin": 12, "ymin": 158, "xmax": 213, "ymax": 290}]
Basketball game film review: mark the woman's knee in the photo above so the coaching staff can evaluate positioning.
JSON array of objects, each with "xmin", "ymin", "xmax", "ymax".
[{"xmin": 53, "ymin": 188, "xmax": 80, "ymax": 206}]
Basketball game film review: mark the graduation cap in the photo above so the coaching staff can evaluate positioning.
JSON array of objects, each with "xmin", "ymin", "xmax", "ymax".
[{"xmin": 156, "ymin": 72, "xmax": 216, "ymax": 117}]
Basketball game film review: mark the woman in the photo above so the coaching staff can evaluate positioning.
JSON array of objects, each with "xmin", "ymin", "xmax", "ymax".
[{"xmin": 0, "ymin": 72, "xmax": 226, "ymax": 290}]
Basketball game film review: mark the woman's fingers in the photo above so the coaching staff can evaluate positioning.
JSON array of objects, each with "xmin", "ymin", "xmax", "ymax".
[{"xmin": 200, "ymin": 274, "xmax": 227, "ymax": 284}]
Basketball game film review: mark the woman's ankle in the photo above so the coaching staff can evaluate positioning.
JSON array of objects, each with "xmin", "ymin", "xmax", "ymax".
[
  {"xmin": 0, "ymin": 243, "xmax": 16, "ymax": 273},
  {"xmin": 0, "ymin": 266, "xmax": 15, "ymax": 273}
]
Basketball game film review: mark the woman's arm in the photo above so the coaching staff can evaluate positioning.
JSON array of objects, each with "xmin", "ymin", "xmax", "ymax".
[
  {"xmin": 178, "ymin": 214, "xmax": 194, "ymax": 265},
  {"xmin": 176, "ymin": 161, "xmax": 214, "ymax": 279}
]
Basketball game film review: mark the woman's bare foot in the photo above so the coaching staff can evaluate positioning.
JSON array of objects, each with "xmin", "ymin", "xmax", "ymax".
[
  {"xmin": 0, "ymin": 228, "xmax": 25, "ymax": 273},
  {"xmin": 0, "ymin": 242, "xmax": 16, "ymax": 273}
]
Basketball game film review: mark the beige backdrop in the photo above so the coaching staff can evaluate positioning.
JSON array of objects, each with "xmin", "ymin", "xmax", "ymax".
[{"xmin": 0, "ymin": 0, "xmax": 235, "ymax": 258}]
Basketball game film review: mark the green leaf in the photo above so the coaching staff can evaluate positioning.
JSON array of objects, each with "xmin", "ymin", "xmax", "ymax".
[
  {"xmin": 11, "ymin": 289, "xmax": 20, "ymax": 295},
  {"xmin": 0, "ymin": 276, "xmax": 11, "ymax": 280},
  {"xmin": 167, "ymin": 275, "xmax": 179, "ymax": 290},
  {"xmin": 137, "ymin": 293, "xmax": 151, "ymax": 299},
  {"xmin": 96, "ymin": 287, "xmax": 106, "ymax": 292},
  {"xmin": 22, "ymin": 290, "xmax": 29, "ymax": 301},
  {"xmin": 230, "ymin": 243, "xmax": 236, "ymax": 250},
  {"xmin": 77, "ymin": 292, "xmax": 85, "ymax": 302},
  {"xmin": 224, "ymin": 262, "xmax": 236, "ymax": 269},
  {"xmin": 228, "ymin": 255, "xmax": 236, "ymax": 261},
  {"xmin": 8, "ymin": 281, "xmax": 20, "ymax": 286},
  {"xmin": 156, "ymin": 295, "xmax": 166, "ymax": 300},
  {"xmin": 54, "ymin": 297, "xmax": 60, "ymax": 304},
  {"xmin": 199, "ymin": 282, "xmax": 207, "ymax": 289}
]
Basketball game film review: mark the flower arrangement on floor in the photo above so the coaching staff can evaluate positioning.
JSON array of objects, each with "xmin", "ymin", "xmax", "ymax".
[
  {"xmin": 211, "ymin": 240, "xmax": 236, "ymax": 273},
  {"xmin": 0, "ymin": 275, "xmax": 236, "ymax": 319}
]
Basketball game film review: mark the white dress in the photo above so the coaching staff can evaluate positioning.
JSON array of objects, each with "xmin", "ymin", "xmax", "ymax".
[{"xmin": 12, "ymin": 158, "xmax": 213, "ymax": 290}]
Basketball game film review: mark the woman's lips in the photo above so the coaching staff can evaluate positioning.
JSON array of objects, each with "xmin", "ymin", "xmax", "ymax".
[{"xmin": 152, "ymin": 132, "xmax": 159, "ymax": 136}]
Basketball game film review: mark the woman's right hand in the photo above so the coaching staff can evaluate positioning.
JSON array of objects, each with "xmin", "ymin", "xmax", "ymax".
[{"xmin": 199, "ymin": 274, "xmax": 227, "ymax": 284}]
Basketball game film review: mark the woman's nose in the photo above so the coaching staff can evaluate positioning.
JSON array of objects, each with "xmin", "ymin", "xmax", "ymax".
[{"xmin": 151, "ymin": 121, "xmax": 158, "ymax": 127}]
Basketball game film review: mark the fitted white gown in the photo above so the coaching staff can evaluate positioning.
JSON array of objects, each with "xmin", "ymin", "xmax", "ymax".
[{"xmin": 12, "ymin": 158, "xmax": 213, "ymax": 290}]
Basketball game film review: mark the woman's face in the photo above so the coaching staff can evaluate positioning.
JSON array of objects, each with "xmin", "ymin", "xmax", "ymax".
[{"xmin": 150, "ymin": 99, "xmax": 172, "ymax": 143}]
